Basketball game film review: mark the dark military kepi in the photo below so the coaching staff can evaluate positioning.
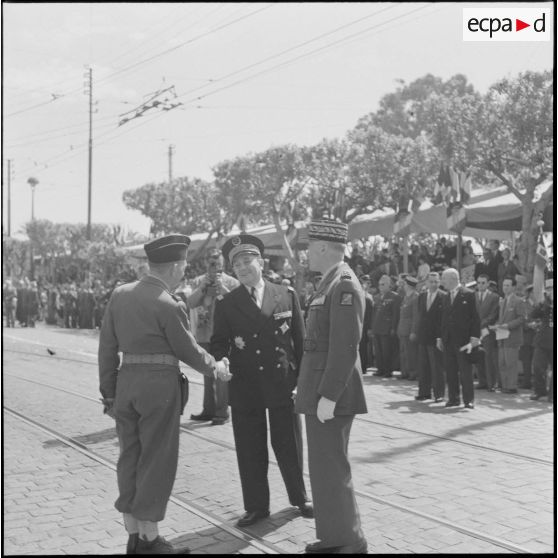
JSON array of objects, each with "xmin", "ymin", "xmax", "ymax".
[{"xmin": 211, "ymin": 234, "xmax": 312, "ymax": 526}]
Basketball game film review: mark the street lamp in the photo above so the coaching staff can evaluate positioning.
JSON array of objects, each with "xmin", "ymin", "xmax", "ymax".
[
  {"xmin": 27, "ymin": 177, "xmax": 39, "ymax": 220},
  {"xmin": 27, "ymin": 176, "xmax": 39, "ymax": 279}
]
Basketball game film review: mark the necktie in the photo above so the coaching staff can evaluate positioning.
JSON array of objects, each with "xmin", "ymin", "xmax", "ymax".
[
  {"xmin": 250, "ymin": 286, "xmax": 258, "ymax": 307},
  {"xmin": 451, "ymin": 291, "xmax": 456, "ymax": 304},
  {"xmin": 427, "ymin": 293, "xmax": 432, "ymax": 311}
]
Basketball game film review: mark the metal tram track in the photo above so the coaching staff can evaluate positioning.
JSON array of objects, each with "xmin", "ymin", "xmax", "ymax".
[
  {"xmin": 3, "ymin": 405, "xmax": 286, "ymax": 555},
  {"xmin": 4, "ymin": 347, "xmax": 553, "ymax": 468},
  {"xmin": 4, "ymin": 373, "xmax": 538, "ymax": 554}
]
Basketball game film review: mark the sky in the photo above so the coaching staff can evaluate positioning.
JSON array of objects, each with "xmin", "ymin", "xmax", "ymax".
[{"xmin": 3, "ymin": 2, "xmax": 554, "ymax": 238}]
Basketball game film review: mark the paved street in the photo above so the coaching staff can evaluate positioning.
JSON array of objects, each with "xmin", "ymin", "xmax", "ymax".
[{"xmin": 3, "ymin": 324, "xmax": 555, "ymax": 554}]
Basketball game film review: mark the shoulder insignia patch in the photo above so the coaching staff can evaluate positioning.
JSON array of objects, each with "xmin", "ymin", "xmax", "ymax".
[{"xmin": 340, "ymin": 292, "xmax": 354, "ymax": 306}]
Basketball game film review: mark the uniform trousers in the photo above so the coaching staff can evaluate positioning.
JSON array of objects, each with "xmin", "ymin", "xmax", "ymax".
[
  {"xmin": 199, "ymin": 342, "xmax": 229, "ymax": 419},
  {"xmin": 305, "ymin": 415, "xmax": 365, "ymax": 547},
  {"xmin": 532, "ymin": 346, "xmax": 552, "ymax": 397},
  {"xmin": 417, "ymin": 344, "xmax": 445, "ymax": 399},
  {"xmin": 374, "ymin": 335, "xmax": 394, "ymax": 376},
  {"xmin": 444, "ymin": 342, "xmax": 474, "ymax": 405},
  {"xmin": 519, "ymin": 344, "xmax": 534, "ymax": 388},
  {"xmin": 476, "ymin": 334, "xmax": 499, "ymax": 389},
  {"xmin": 114, "ymin": 365, "xmax": 181, "ymax": 522},
  {"xmin": 398, "ymin": 335, "xmax": 418, "ymax": 379},
  {"xmin": 231, "ymin": 403, "xmax": 307, "ymax": 512},
  {"xmin": 498, "ymin": 345, "xmax": 519, "ymax": 391}
]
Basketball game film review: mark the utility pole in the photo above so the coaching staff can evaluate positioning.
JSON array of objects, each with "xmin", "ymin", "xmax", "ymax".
[
  {"xmin": 168, "ymin": 144, "xmax": 174, "ymax": 183},
  {"xmin": 7, "ymin": 159, "xmax": 12, "ymax": 236},
  {"xmin": 84, "ymin": 66, "xmax": 93, "ymax": 240}
]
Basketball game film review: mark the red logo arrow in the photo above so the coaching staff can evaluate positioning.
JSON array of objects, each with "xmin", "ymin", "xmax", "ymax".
[{"xmin": 516, "ymin": 18, "xmax": 530, "ymax": 31}]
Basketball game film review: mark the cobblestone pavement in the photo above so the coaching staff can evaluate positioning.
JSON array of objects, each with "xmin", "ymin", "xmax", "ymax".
[{"xmin": 3, "ymin": 325, "xmax": 555, "ymax": 554}]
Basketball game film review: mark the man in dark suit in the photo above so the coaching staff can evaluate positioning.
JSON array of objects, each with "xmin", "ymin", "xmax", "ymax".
[
  {"xmin": 416, "ymin": 272, "xmax": 447, "ymax": 402},
  {"xmin": 437, "ymin": 268, "xmax": 481, "ymax": 409},
  {"xmin": 211, "ymin": 235, "xmax": 312, "ymax": 527},
  {"xmin": 295, "ymin": 219, "xmax": 368, "ymax": 554},
  {"xmin": 474, "ymin": 274, "xmax": 500, "ymax": 391},
  {"xmin": 371, "ymin": 274, "xmax": 400, "ymax": 377}
]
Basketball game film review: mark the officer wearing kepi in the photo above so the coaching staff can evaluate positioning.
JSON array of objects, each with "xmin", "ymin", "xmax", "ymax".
[
  {"xmin": 295, "ymin": 219, "xmax": 368, "ymax": 554},
  {"xmin": 98, "ymin": 234, "xmax": 231, "ymax": 554},
  {"xmin": 211, "ymin": 234, "xmax": 313, "ymax": 527}
]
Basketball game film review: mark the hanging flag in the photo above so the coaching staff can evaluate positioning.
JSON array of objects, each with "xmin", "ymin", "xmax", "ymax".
[
  {"xmin": 532, "ymin": 233, "xmax": 548, "ymax": 303},
  {"xmin": 460, "ymin": 171, "xmax": 472, "ymax": 204},
  {"xmin": 446, "ymin": 201, "xmax": 467, "ymax": 233},
  {"xmin": 433, "ymin": 181, "xmax": 443, "ymax": 205},
  {"xmin": 449, "ymin": 167, "xmax": 460, "ymax": 203}
]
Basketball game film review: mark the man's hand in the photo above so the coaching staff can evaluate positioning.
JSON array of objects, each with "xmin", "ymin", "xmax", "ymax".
[
  {"xmin": 409, "ymin": 333, "xmax": 417, "ymax": 342},
  {"xmin": 436, "ymin": 338, "xmax": 444, "ymax": 352},
  {"xmin": 291, "ymin": 387, "xmax": 297, "ymax": 402},
  {"xmin": 317, "ymin": 397, "xmax": 336, "ymax": 423},
  {"xmin": 470, "ymin": 337, "xmax": 480, "ymax": 348},
  {"xmin": 101, "ymin": 398, "xmax": 115, "ymax": 419},
  {"xmin": 215, "ymin": 358, "xmax": 232, "ymax": 382}
]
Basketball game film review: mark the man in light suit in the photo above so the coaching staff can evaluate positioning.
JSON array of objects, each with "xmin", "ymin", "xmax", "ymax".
[
  {"xmin": 295, "ymin": 219, "xmax": 368, "ymax": 554},
  {"xmin": 474, "ymin": 274, "xmax": 500, "ymax": 391},
  {"xmin": 211, "ymin": 235, "xmax": 312, "ymax": 527},
  {"xmin": 489, "ymin": 276, "xmax": 525, "ymax": 393},
  {"xmin": 437, "ymin": 268, "xmax": 481, "ymax": 409},
  {"xmin": 397, "ymin": 276, "xmax": 419, "ymax": 380},
  {"xmin": 416, "ymin": 272, "xmax": 447, "ymax": 402}
]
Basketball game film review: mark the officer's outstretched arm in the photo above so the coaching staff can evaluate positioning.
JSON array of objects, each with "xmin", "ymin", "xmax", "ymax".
[
  {"xmin": 318, "ymin": 280, "xmax": 364, "ymax": 402},
  {"xmin": 210, "ymin": 297, "xmax": 232, "ymax": 361},
  {"xmin": 164, "ymin": 301, "xmax": 216, "ymax": 377}
]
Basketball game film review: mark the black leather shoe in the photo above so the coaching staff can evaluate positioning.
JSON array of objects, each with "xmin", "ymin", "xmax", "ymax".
[
  {"xmin": 434, "ymin": 397, "xmax": 444, "ymax": 403},
  {"xmin": 126, "ymin": 533, "xmax": 139, "ymax": 554},
  {"xmin": 372, "ymin": 372, "xmax": 383, "ymax": 377},
  {"xmin": 305, "ymin": 539, "xmax": 368, "ymax": 554},
  {"xmin": 502, "ymin": 388, "xmax": 518, "ymax": 394},
  {"xmin": 475, "ymin": 385, "xmax": 488, "ymax": 390},
  {"xmin": 211, "ymin": 417, "xmax": 229, "ymax": 426},
  {"xmin": 487, "ymin": 387, "xmax": 495, "ymax": 392},
  {"xmin": 415, "ymin": 395, "xmax": 430, "ymax": 401},
  {"xmin": 464, "ymin": 402, "xmax": 474, "ymax": 409},
  {"xmin": 530, "ymin": 394, "xmax": 544, "ymax": 401},
  {"xmin": 190, "ymin": 412, "xmax": 213, "ymax": 421},
  {"xmin": 236, "ymin": 510, "xmax": 270, "ymax": 527},
  {"xmin": 135, "ymin": 536, "xmax": 190, "ymax": 554},
  {"xmin": 298, "ymin": 502, "xmax": 314, "ymax": 518},
  {"xmin": 445, "ymin": 401, "xmax": 460, "ymax": 408}
]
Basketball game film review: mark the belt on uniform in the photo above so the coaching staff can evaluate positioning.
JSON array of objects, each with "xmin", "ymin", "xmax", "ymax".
[
  {"xmin": 303, "ymin": 339, "xmax": 329, "ymax": 352},
  {"xmin": 121, "ymin": 353, "xmax": 179, "ymax": 366}
]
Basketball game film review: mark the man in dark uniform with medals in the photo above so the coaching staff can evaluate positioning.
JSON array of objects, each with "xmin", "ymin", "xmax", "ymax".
[
  {"xmin": 99, "ymin": 234, "xmax": 231, "ymax": 554},
  {"xmin": 211, "ymin": 234, "xmax": 313, "ymax": 527},
  {"xmin": 529, "ymin": 278, "xmax": 554, "ymax": 401},
  {"xmin": 295, "ymin": 219, "xmax": 368, "ymax": 554}
]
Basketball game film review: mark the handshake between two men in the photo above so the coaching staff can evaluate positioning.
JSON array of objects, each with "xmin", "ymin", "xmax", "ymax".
[{"xmin": 214, "ymin": 357, "xmax": 233, "ymax": 382}]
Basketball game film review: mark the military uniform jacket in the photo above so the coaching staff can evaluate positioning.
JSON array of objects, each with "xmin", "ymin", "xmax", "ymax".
[
  {"xmin": 98, "ymin": 275, "xmax": 216, "ymax": 400},
  {"xmin": 210, "ymin": 280, "xmax": 304, "ymax": 410},
  {"xmin": 295, "ymin": 262, "xmax": 367, "ymax": 416},
  {"xmin": 371, "ymin": 291, "xmax": 401, "ymax": 335},
  {"xmin": 530, "ymin": 298, "xmax": 554, "ymax": 349},
  {"xmin": 396, "ymin": 291, "xmax": 419, "ymax": 337}
]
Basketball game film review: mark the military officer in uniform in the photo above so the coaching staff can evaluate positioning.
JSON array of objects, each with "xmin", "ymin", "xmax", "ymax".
[
  {"xmin": 211, "ymin": 234, "xmax": 313, "ymax": 527},
  {"xmin": 295, "ymin": 219, "xmax": 368, "ymax": 554},
  {"xmin": 371, "ymin": 274, "xmax": 401, "ymax": 377},
  {"xmin": 99, "ymin": 234, "xmax": 231, "ymax": 554},
  {"xmin": 529, "ymin": 278, "xmax": 554, "ymax": 401}
]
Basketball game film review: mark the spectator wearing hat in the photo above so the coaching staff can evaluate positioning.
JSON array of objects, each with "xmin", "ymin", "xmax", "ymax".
[
  {"xmin": 188, "ymin": 248, "xmax": 239, "ymax": 426},
  {"xmin": 497, "ymin": 248, "xmax": 520, "ymax": 295},
  {"xmin": 98, "ymin": 234, "xmax": 231, "ymax": 554},
  {"xmin": 371, "ymin": 274, "xmax": 401, "ymax": 378},
  {"xmin": 397, "ymin": 276, "xmax": 419, "ymax": 381},
  {"xmin": 211, "ymin": 234, "xmax": 312, "ymax": 527},
  {"xmin": 489, "ymin": 277, "xmax": 525, "ymax": 394},
  {"xmin": 474, "ymin": 274, "xmax": 500, "ymax": 391},
  {"xmin": 438, "ymin": 268, "xmax": 481, "ymax": 409},
  {"xmin": 416, "ymin": 272, "xmax": 447, "ymax": 402},
  {"xmin": 295, "ymin": 219, "xmax": 367, "ymax": 554},
  {"xmin": 529, "ymin": 278, "xmax": 553, "ymax": 401},
  {"xmin": 358, "ymin": 275, "xmax": 374, "ymax": 373}
]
